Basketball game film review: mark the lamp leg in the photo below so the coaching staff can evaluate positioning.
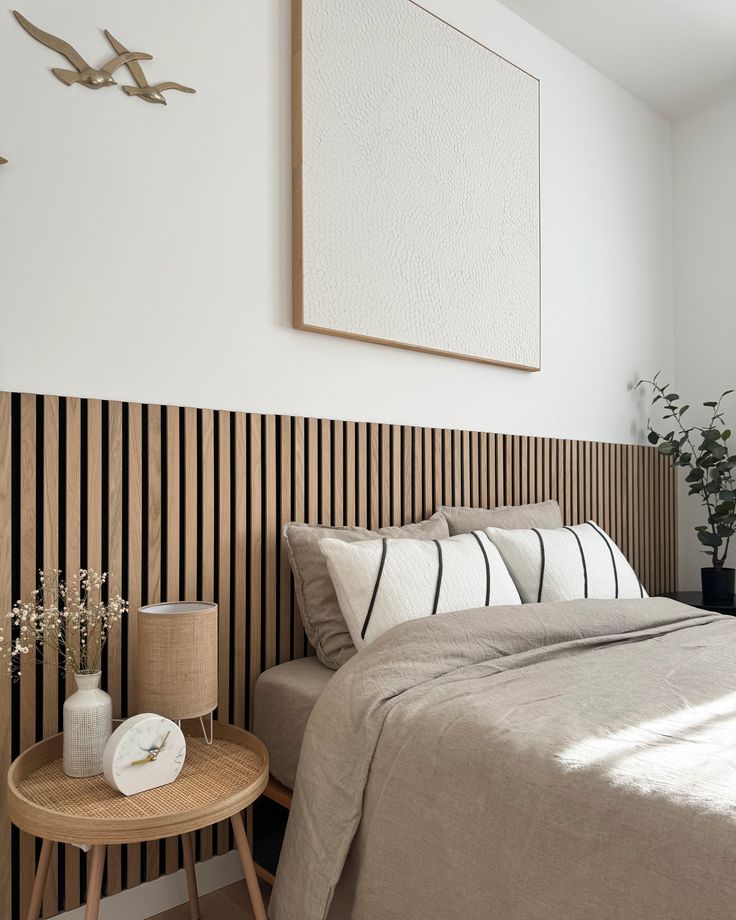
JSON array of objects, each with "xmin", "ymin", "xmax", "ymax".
[{"xmin": 198, "ymin": 711, "xmax": 214, "ymax": 745}]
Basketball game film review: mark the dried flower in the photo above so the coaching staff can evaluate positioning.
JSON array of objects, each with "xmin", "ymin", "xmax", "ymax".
[{"xmin": 0, "ymin": 569, "xmax": 128, "ymax": 680}]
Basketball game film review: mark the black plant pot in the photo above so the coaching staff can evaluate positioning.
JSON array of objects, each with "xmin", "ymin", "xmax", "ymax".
[{"xmin": 701, "ymin": 567, "xmax": 735, "ymax": 604}]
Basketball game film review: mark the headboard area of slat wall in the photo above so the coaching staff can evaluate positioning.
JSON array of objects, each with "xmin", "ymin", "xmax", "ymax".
[{"xmin": 0, "ymin": 390, "xmax": 676, "ymax": 918}]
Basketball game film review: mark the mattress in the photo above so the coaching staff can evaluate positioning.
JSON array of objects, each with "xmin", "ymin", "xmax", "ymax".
[{"xmin": 253, "ymin": 655, "xmax": 334, "ymax": 789}]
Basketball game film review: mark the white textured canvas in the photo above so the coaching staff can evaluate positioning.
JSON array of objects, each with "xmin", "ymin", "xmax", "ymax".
[{"xmin": 298, "ymin": 0, "xmax": 541, "ymax": 369}]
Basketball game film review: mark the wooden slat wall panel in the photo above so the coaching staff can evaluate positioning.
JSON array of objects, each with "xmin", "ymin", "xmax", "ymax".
[{"xmin": 0, "ymin": 391, "xmax": 677, "ymax": 918}]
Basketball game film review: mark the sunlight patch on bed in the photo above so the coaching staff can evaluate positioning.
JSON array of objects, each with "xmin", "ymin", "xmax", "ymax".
[{"xmin": 557, "ymin": 692, "xmax": 736, "ymax": 815}]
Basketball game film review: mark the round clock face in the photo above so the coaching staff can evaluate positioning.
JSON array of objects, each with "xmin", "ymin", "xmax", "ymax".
[{"xmin": 103, "ymin": 714, "xmax": 186, "ymax": 797}]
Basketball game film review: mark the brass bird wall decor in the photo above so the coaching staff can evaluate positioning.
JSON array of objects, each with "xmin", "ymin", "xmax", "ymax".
[
  {"xmin": 105, "ymin": 30, "xmax": 196, "ymax": 104},
  {"xmin": 13, "ymin": 11, "xmax": 152, "ymax": 90}
]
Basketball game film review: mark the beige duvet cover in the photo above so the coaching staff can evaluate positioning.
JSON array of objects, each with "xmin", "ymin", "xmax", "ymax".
[{"xmin": 270, "ymin": 598, "xmax": 736, "ymax": 920}]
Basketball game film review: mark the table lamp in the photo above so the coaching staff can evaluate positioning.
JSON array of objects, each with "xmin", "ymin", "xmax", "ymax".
[{"xmin": 136, "ymin": 602, "xmax": 218, "ymax": 742}]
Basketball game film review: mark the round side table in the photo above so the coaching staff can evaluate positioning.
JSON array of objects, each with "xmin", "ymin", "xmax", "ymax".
[{"xmin": 7, "ymin": 722, "xmax": 269, "ymax": 920}]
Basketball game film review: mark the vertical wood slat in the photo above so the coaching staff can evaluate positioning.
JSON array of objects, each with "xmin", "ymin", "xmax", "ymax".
[
  {"xmin": 126, "ymin": 404, "xmax": 143, "ymax": 891},
  {"xmin": 145, "ymin": 405, "xmax": 162, "ymax": 880},
  {"xmin": 215, "ymin": 411, "xmax": 232, "ymax": 856},
  {"xmin": 248, "ymin": 415, "xmax": 262, "ymax": 729},
  {"xmin": 233, "ymin": 414, "xmax": 248, "ymax": 730},
  {"xmin": 106, "ymin": 403, "xmax": 124, "ymax": 896},
  {"xmin": 63, "ymin": 399, "xmax": 81, "ymax": 911},
  {"xmin": 42, "ymin": 397, "xmax": 59, "ymax": 918},
  {"xmin": 199, "ymin": 410, "xmax": 215, "ymax": 864},
  {"xmin": 0, "ymin": 391, "xmax": 677, "ymax": 920},
  {"xmin": 0, "ymin": 395, "xmax": 10, "ymax": 920},
  {"xmin": 18, "ymin": 396, "xmax": 36, "ymax": 920},
  {"xmin": 163, "ymin": 405, "xmax": 180, "ymax": 876}
]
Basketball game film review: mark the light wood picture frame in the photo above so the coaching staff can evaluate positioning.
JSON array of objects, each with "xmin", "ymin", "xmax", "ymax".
[{"xmin": 293, "ymin": 0, "xmax": 541, "ymax": 370}]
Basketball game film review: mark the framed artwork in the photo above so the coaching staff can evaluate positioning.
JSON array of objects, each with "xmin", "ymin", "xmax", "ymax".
[{"xmin": 293, "ymin": 0, "xmax": 541, "ymax": 370}]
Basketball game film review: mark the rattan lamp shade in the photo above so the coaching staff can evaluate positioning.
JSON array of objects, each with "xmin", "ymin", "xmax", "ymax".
[{"xmin": 136, "ymin": 602, "xmax": 218, "ymax": 721}]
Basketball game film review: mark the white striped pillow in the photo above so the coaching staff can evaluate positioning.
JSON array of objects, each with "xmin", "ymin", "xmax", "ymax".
[
  {"xmin": 486, "ymin": 521, "xmax": 647, "ymax": 604},
  {"xmin": 320, "ymin": 531, "xmax": 521, "ymax": 649}
]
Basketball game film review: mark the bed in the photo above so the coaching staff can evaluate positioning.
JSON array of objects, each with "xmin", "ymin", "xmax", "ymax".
[
  {"xmin": 269, "ymin": 596, "xmax": 736, "ymax": 920},
  {"xmin": 253, "ymin": 656, "xmax": 334, "ymax": 790}
]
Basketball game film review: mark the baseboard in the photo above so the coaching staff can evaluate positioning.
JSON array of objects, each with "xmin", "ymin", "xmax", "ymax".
[{"xmin": 59, "ymin": 850, "xmax": 245, "ymax": 920}]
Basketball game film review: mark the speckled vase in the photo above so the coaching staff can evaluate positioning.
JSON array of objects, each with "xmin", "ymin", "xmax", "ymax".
[{"xmin": 62, "ymin": 671, "xmax": 112, "ymax": 777}]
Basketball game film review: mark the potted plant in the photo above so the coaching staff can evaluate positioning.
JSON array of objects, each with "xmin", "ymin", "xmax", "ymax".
[{"xmin": 637, "ymin": 375, "xmax": 736, "ymax": 603}]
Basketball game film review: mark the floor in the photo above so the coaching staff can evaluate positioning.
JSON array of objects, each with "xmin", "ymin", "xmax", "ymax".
[{"xmin": 150, "ymin": 879, "xmax": 271, "ymax": 919}]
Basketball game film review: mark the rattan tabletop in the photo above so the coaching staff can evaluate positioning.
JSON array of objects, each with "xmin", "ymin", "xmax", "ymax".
[{"xmin": 7, "ymin": 722, "xmax": 268, "ymax": 845}]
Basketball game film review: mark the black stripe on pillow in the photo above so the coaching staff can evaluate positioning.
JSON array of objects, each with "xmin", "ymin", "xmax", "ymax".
[
  {"xmin": 471, "ymin": 531, "xmax": 492, "ymax": 606},
  {"xmin": 532, "ymin": 528, "xmax": 546, "ymax": 603},
  {"xmin": 564, "ymin": 525, "xmax": 589, "ymax": 598},
  {"xmin": 362, "ymin": 537, "xmax": 388, "ymax": 639},
  {"xmin": 586, "ymin": 521, "xmax": 619, "ymax": 598},
  {"xmin": 431, "ymin": 539, "xmax": 444, "ymax": 615}
]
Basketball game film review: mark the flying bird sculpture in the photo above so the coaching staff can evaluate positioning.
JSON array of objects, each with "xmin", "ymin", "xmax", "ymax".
[
  {"xmin": 13, "ymin": 11, "xmax": 152, "ymax": 89},
  {"xmin": 0, "ymin": 157, "xmax": 7, "ymax": 165},
  {"xmin": 105, "ymin": 30, "xmax": 196, "ymax": 104}
]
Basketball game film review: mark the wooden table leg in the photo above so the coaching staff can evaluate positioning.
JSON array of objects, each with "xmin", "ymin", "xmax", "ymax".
[
  {"xmin": 231, "ymin": 811, "xmax": 267, "ymax": 920},
  {"xmin": 84, "ymin": 845, "xmax": 106, "ymax": 920},
  {"xmin": 26, "ymin": 838, "xmax": 54, "ymax": 920},
  {"xmin": 181, "ymin": 832, "xmax": 201, "ymax": 920}
]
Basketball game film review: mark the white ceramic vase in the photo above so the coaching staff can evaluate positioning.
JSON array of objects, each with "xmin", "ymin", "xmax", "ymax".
[{"xmin": 63, "ymin": 671, "xmax": 113, "ymax": 778}]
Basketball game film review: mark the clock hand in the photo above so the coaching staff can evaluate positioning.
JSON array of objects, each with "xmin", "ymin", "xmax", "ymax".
[{"xmin": 132, "ymin": 729, "xmax": 172, "ymax": 766}]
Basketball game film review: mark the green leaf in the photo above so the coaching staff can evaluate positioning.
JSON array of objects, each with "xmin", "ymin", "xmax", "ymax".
[
  {"xmin": 657, "ymin": 442, "xmax": 674, "ymax": 455},
  {"xmin": 718, "ymin": 525, "xmax": 735, "ymax": 537},
  {"xmin": 706, "ymin": 443, "xmax": 727, "ymax": 460},
  {"xmin": 665, "ymin": 394, "xmax": 679, "ymax": 403},
  {"xmin": 685, "ymin": 468, "xmax": 704, "ymax": 482},
  {"xmin": 679, "ymin": 405, "xmax": 690, "ymax": 416},
  {"xmin": 720, "ymin": 490, "xmax": 736, "ymax": 501},
  {"xmin": 722, "ymin": 390, "xmax": 735, "ymax": 397},
  {"xmin": 698, "ymin": 531, "xmax": 723, "ymax": 548},
  {"xmin": 723, "ymin": 429, "xmax": 732, "ymax": 441},
  {"xmin": 647, "ymin": 431, "xmax": 659, "ymax": 445},
  {"xmin": 695, "ymin": 525, "xmax": 709, "ymax": 532},
  {"xmin": 704, "ymin": 401, "xmax": 718, "ymax": 408}
]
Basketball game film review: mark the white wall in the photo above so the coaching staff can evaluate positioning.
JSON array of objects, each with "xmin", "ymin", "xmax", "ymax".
[
  {"xmin": 672, "ymin": 93, "xmax": 736, "ymax": 588},
  {"xmin": 0, "ymin": 0, "xmax": 673, "ymax": 445}
]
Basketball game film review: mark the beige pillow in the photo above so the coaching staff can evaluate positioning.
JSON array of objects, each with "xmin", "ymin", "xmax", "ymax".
[
  {"xmin": 284, "ymin": 514, "xmax": 449, "ymax": 669},
  {"xmin": 438, "ymin": 500, "xmax": 562, "ymax": 536}
]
